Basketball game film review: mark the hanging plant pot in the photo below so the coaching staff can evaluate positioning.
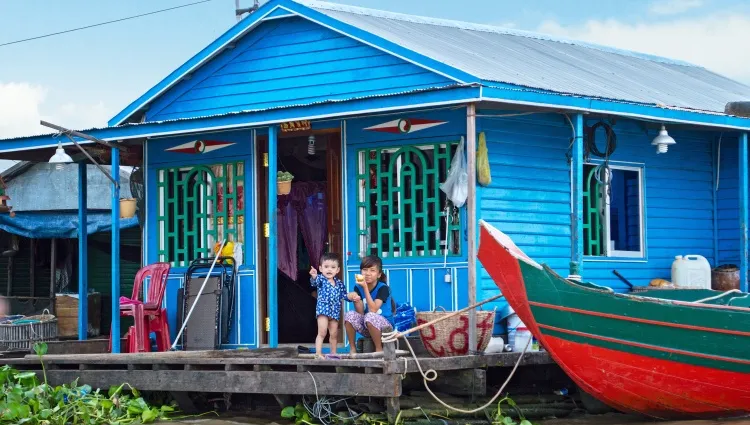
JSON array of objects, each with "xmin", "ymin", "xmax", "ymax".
[
  {"xmin": 120, "ymin": 198, "xmax": 137, "ymax": 218},
  {"xmin": 277, "ymin": 180, "xmax": 292, "ymax": 195},
  {"xmin": 277, "ymin": 171, "xmax": 294, "ymax": 196}
]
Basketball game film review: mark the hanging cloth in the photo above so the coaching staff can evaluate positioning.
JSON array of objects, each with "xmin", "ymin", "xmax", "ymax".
[
  {"xmin": 440, "ymin": 136, "xmax": 468, "ymax": 208},
  {"xmin": 277, "ymin": 202, "xmax": 298, "ymax": 281},
  {"xmin": 298, "ymin": 186, "xmax": 327, "ymax": 269},
  {"xmin": 477, "ymin": 131, "xmax": 492, "ymax": 187}
]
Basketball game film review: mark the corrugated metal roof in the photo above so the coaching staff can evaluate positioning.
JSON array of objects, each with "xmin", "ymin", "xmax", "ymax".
[{"xmin": 300, "ymin": 0, "xmax": 750, "ymax": 114}]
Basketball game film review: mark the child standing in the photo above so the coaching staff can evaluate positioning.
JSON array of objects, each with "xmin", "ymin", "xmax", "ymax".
[{"xmin": 310, "ymin": 253, "xmax": 360, "ymax": 359}]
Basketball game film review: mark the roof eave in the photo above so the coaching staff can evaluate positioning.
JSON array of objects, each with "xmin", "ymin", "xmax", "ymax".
[{"xmin": 480, "ymin": 84, "xmax": 750, "ymax": 131}]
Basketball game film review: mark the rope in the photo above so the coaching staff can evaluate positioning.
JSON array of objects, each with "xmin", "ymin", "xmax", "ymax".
[
  {"xmin": 386, "ymin": 329, "xmax": 531, "ymax": 414},
  {"xmin": 381, "ymin": 294, "xmax": 504, "ymax": 344},
  {"xmin": 693, "ymin": 289, "xmax": 742, "ymax": 304}
]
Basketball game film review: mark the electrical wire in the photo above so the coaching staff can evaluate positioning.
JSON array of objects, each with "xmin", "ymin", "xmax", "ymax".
[{"xmin": 0, "ymin": 0, "xmax": 216, "ymax": 48}]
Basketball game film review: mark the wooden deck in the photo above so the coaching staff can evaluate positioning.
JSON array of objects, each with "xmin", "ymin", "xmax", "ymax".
[{"xmin": 3, "ymin": 346, "xmax": 554, "ymax": 422}]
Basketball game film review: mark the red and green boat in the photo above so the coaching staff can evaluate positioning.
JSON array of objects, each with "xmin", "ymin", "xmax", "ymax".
[{"xmin": 477, "ymin": 219, "xmax": 750, "ymax": 419}]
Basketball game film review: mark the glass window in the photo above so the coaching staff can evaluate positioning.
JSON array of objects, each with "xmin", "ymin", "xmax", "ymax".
[{"xmin": 584, "ymin": 164, "xmax": 644, "ymax": 258}]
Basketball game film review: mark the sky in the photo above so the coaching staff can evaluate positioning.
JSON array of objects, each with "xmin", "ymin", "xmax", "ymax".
[{"xmin": 1, "ymin": 0, "xmax": 749, "ymax": 142}]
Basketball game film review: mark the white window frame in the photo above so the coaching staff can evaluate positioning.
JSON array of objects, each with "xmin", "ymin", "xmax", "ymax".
[{"xmin": 600, "ymin": 164, "xmax": 645, "ymax": 259}]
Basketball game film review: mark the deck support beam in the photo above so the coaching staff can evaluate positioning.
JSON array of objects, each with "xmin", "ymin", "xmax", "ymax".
[
  {"xmin": 111, "ymin": 147, "xmax": 121, "ymax": 353},
  {"xmin": 570, "ymin": 113, "xmax": 584, "ymax": 278},
  {"xmin": 740, "ymin": 132, "xmax": 749, "ymax": 292},
  {"xmin": 268, "ymin": 125, "xmax": 279, "ymax": 348},
  {"xmin": 466, "ymin": 104, "xmax": 477, "ymax": 355},
  {"xmin": 78, "ymin": 163, "xmax": 88, "ymax": 341}
]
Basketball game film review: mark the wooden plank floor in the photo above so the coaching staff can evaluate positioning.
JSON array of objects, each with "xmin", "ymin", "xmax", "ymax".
[{"xmin": 3, "ymin": 350, "xmax": 553, "ymax": 398}]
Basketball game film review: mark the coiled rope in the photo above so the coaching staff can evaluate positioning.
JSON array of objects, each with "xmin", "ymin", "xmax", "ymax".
[{"xmin": 381, "ymin": 294, "xmax": 532, "ymax": 415}]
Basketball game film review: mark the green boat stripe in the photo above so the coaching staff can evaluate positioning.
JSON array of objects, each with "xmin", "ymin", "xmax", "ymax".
[
  {"xmin": 529, "ymin": 301, "xmax": 750, "ymax": 338},
  {"xmin": 540, "ymin": 326, "xmax": 750, "ymax": 374}
]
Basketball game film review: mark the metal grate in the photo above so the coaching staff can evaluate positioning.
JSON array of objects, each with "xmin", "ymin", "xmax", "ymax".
[
  {"xmin": 356, "ymin": 143, "xmax": 461, "ymax": 259},
  {"xmin": 157, "ymin": 162, "xmax": 244, "ymax": 267}
]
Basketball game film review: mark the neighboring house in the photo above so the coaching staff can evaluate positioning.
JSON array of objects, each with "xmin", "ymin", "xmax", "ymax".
[
  {"xmin": 0, "ymin": 0, "xmax": 748, "ymax": 348},
  {"xmin": 0, "ymin": 162, "xmax": 140, "ymax": 333}
]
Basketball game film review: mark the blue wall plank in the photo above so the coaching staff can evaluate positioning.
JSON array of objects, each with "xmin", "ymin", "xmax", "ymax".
[
  {"xmin": 147, "ymin": 17, "xmax": 453, "ymax": 122},
  {"xmin": 718, "ymin": 137, "xmax": 740, "ymax": 265}
]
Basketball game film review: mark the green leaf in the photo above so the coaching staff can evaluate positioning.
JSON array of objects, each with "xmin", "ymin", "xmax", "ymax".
[
  {"xmin": 503, "ymin": 416, "xmax": 516, "ymax": 425},
  {"xmin": 520, "ymin": 421, "xmax": 533, "ymax": 425},
  {"xmin": 141, "ymin": 408, "xmax": 159, "ymax": 423},
  {"xmin": 160, "ymin": 405, "xmax": 175, "ymax": 412},
  {"xmin": 281, "ymin": 406, "xmax": 296, "ymax": 418},
  {"xmin": 33, "ymin": 342, "xmax": 48, "ymax": 357},
  {"xmin": 16, "ymin": 372, "xmax": 36, "ymax": 380}
]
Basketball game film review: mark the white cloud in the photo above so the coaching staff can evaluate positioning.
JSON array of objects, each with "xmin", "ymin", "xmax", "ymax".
[
  {"xmin": 0, "ymin": 82, "xmax": 112, "ymax": 139},
  {"xmin": 537, "ymin": 13, "xmax": 750, "ymax": 85},
  {"xmin": 0, "ymin": 82, "xmax": 48, "ymax": 139},
  {"xmin": 649, "ymin": 0, "xmax": 703, "ymax": 15}
]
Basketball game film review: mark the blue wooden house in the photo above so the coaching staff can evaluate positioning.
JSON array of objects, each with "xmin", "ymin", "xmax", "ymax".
[{"xmin": 1, "ymin": 0, "xmax": 749, "ymax": 351}]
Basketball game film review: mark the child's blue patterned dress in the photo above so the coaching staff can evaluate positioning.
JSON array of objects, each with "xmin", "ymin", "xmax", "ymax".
[{"xmin": 311, "ymin": 274, "xmax": 348, "ymax": 319}]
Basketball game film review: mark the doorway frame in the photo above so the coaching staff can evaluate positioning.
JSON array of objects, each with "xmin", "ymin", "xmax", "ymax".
[{"xmin": 255, "ymin": 123, "xmax": 346, "ymax": 347}]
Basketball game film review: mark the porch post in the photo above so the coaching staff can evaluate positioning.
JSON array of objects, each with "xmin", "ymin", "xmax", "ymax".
[
  {"xmin": 570, "ymin": 113, "xmax": 584, "ymax": 277},
  {"xmin": 268, "ymin": 125, "xmax": 278, "ymax": 348},
  {"xmin": 740, "ymin": 132, "xmax": 749, "ymax": 292},
  {"xmin": 78, "ymin": 163, "xmax": 88, "ymax": 340},
  {"xmin": 466, "ymin": 104, "xmax": 477, "ymax": 354},
  {"xmin": 111, "ymin": 148, "xmax": 121, "ymax": 353}
]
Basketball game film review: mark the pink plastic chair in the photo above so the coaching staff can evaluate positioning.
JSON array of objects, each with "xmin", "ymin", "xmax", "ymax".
[{"xmin": 109, "ymin": 262, "xmax": 171, "ymax": 352}]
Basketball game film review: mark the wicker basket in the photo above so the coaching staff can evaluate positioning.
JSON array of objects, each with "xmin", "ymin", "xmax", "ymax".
[
  {"xmin": 0, "ymin": 312, "xmax": 57, "ymax": 350},
  {"xmin": 416, "ymin": 308, "xmax": 496, "ymax": 357}
]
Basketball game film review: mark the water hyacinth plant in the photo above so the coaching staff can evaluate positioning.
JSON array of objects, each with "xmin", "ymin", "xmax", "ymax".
[{"xmin": 0, "ymin": 342, "xmax": 178, "ymax": 424}]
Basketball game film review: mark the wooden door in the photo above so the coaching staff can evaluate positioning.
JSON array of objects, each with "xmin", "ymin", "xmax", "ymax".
[
  {"xmin": 256, "ymin": 136, "xmax": 269, "ymax": 345},
  {"xmin": 326, "ymin": 133, "xmax": 344, "ymax": 269}
]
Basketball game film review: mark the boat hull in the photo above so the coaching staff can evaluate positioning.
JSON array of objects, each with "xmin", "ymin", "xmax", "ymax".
[{"xmin": 477, "ymin": 220, "xmax": 750, "ymax": 419}]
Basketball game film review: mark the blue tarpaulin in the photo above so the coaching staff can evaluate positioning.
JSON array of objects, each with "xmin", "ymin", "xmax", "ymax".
[{"xmin": 0, "ymin": 211, "xmax": 139, "ymax": 239}]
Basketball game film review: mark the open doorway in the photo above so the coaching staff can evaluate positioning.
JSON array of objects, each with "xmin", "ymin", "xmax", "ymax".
[{"xmin": 256, "ymin": 128, "xmax": 344, "ymax": 346}]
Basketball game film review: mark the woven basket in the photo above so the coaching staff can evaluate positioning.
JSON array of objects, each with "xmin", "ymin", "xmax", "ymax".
[
  {"xmin": 416, "ymin": 308, "xmax": 495, "ymax": 357},
  {"xmin": 0, "ymin": 311, "xmax": 57, "ymax": 350}
]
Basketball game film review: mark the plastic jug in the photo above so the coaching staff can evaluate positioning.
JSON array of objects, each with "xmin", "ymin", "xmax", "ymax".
[{"xmin": 671, "ymin": 255, "xmax": 711, "ymax": 289}]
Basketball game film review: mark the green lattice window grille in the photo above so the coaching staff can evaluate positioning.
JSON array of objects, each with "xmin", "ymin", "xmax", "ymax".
[
  {"xmin": 356, "ymin": 143, "xmax": 461, "ymax": 259},
  {"xmin": 583, "ymin": 165, "xmax": 603, "ymax": 256},
  {"xmin": 157, "ymin": 162, "xmax": 245, "ymax": 267}
]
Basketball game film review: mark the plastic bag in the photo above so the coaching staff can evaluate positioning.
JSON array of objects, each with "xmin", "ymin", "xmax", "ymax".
[
  {"xmin": 477, "ymin": 132, "xmax": 491, "ymax": 187},
  {"xmin": 394, "ymin": 302, "xmax": 417, "ymax": 333},
  {"xmin": 440, "ymin": 136, "xmax": 468, "ymax": 208}
]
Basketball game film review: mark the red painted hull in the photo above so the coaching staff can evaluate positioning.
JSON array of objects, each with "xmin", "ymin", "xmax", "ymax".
[{"xmin": 477, "ymin": 221, "xmax": 750, "ymax": 419}]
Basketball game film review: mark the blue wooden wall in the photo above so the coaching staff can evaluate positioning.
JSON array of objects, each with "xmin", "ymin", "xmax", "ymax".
[
  {"xmin": 145, "ymin": 16, "xmax": 453, "ymax": 122},
  {"xmin": 477, "ymin": 113, "xmax": 573, "ymax": 323},
  {"xmin": 477, "ymin": 113, "xmax": 724, "ymax": 295},
  {"xmin": 146, "ymin": 129, "xmax": 258, "ymax": 348},
  {"xmin": 717, "ymin": 136, "xmax": 740, "ymax": 265},
  {"xmin": 343, "ymin": 109, "xmax": 469, "ymax": 316},
  {"xmin": 581, "ymin": 121, "xmax": 716, "ymax": 289}
]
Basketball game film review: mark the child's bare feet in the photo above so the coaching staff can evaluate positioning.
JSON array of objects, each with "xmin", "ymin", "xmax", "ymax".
[{"xmin": 315, "ymin": 354, "xmax": 325, "ymax": 360}]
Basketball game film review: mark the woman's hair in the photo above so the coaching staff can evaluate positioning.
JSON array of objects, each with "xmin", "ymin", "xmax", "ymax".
[{"xmin": 360, "ymin": 255, "xmax": 386, "ymax": 283}]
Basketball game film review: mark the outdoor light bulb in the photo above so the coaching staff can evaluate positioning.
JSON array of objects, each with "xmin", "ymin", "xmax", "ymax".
[
  {"xmin": 651, "ymin": 125, "xmax": 676, "ymax": 154},
  {"xmin": 48, "ymin": 141, "xmax": 74, "ymax": 168},
  {"xmin": 307, "ymin": 134, "xmax": 316, "ymax": 155}
]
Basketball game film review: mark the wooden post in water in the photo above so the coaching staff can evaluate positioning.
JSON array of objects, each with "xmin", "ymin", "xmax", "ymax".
[
  {"xmin": 382, "ymin": 326, "xmax": 400, "ymax": 423},
  {"xmin": 50, "ymin": 239, "xmax": 56, "ymax": 314},
  {"xmin": 466, "ymin": 104, "xmax": 477, "ymax": 354}
]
